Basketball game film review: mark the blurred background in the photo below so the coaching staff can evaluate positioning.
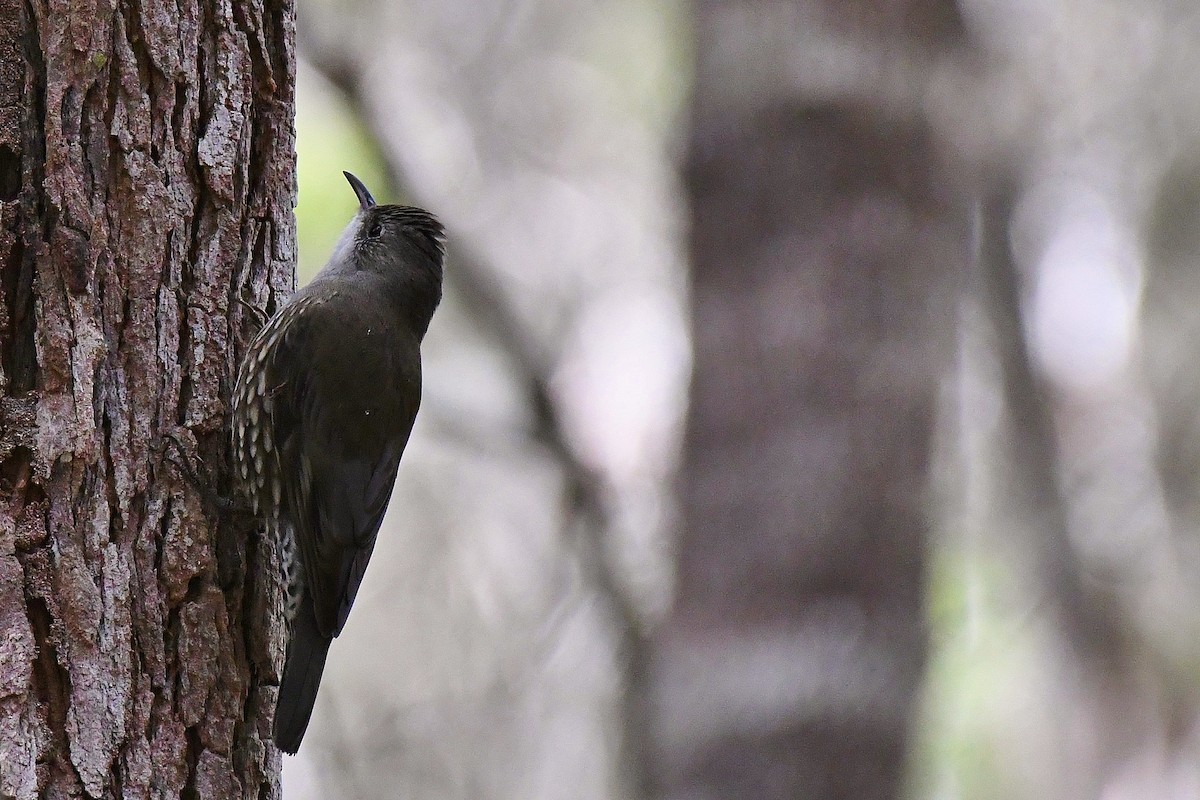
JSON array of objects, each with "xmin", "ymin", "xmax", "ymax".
[{"xmin": 283, "ymin": 1, "xmax": 1200, "ymax": 798}]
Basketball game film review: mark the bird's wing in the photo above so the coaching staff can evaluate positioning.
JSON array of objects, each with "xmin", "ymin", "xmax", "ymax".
[
  {"xmin": 306, "ymin": 436, "xmax": 410, "ymax": 636},
  {"xmin": 266, "ymin": 299, "xmax": 420, "ymax": 640}
]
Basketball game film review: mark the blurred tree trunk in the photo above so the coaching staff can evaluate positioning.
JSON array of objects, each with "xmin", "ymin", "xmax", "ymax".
[
  {"xmin": 0, "ymin": 1, "xmax": 295, "ymax": 797},
  {"xmin": 647, "ymin": 3, "xmax": 966, "ymax": 798}
]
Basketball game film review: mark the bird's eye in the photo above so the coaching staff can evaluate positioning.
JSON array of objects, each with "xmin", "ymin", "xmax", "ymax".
[{"xmin": 365, "ymin": 219, "xmax": 383, "ymax": 240}]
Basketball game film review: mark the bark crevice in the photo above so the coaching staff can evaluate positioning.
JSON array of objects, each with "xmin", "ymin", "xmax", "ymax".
[{"xmin": 0, "ymin": 0, "xmax": 294, "ymax": 796}]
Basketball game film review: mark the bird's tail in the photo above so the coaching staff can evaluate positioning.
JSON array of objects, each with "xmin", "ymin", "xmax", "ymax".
[{"xmin": 273, "ymin": 595, "xmax": 332, "ymax": 754}]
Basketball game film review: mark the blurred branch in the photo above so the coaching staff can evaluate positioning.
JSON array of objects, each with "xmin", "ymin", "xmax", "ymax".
[
  {"xmin": 300, "ymin": 32, "xmax": 652, "ymax": 799},
  {"xmin": 442, "ymin": 217, "xmax": 654, "ymax": 800},
  {"xmin": 976, "ymin": 186, "xmax": 1125, "ymax": 669}
]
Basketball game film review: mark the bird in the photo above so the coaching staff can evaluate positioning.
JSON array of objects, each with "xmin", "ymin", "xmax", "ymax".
[{"xmin": 231, "ymin": 171, "xmax": 444, "ymax": 754}]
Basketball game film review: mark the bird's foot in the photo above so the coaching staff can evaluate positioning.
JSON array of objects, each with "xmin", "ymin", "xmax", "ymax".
[{"xmin": 236, "ymin": 295, "xmax": 270, "ymax": 331}]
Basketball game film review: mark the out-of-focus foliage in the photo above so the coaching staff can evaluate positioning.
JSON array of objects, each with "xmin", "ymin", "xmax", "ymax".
[{"xmin": 294, "ymin": 67, "xmax": 385, "ymax": 284}]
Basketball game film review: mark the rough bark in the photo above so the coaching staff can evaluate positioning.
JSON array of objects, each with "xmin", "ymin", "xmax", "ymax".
[
  {"xmin": 0, "ymin": 0, "xmax": 295, "ymax": 797},
  {"xmin": 646, "ymin": 3, "xmax": 966, "ymax": 799}
]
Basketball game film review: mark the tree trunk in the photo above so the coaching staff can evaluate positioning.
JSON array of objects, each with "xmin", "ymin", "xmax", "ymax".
[
  {"xmin": 647, "ymin": 3, "xmax": 966, "ymax": 798},
  {"xmin": 0, "ymin": 0, "xmax": 295, "ymax": 797}
]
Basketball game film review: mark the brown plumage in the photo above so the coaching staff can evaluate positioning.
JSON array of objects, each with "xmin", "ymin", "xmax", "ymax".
[{"xmin": 232, "ymin": 172, "xmax": 444, "ymax": 754}]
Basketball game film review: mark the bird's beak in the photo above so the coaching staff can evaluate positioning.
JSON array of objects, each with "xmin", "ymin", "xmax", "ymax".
[{"xmin": 343, "ymin": 171, "xmax": 376, "ymax": 210}]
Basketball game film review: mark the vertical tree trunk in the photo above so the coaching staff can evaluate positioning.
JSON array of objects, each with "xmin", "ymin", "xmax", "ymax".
[
  {"xmin": 648, "ymin": 3, "xmax": 966, "ymax": 798},
  {"xmin": 0, "ymin": 0, "xmax": 295, "ymax": 797}
]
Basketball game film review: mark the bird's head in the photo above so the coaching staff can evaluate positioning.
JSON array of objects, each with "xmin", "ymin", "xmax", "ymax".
[
  {"xmin": 326, "ymin": 171, "xmax": 445, "ymax": 281},
  {"xmin": 319, "ymin": 172, "xmax": 445, "ymax": 337}
]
